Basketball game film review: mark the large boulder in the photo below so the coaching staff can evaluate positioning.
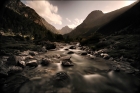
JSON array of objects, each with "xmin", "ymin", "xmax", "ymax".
[
  {"xmin": 61, "ymin": 59, "xmax": 74, "ymax": 67},
  {"xmin": 69, "ymin": 46, "xmax": 76, "ymax": 49},
  {"xmin": 26, "ymin": 60, "xmax": 38, "ymax": 67},
  {"xmin": 41, "ymin": 58, "xmax": 51, "ymax": 66},
  {"xmin": 17, "ymin": 61, "xmax": 26, "ymax": 68},
  {"xmin": 67, "ymin": 51, "xmax": 74, "ymax": 54},
  {"xmin": 8, "ymin": 66, "xmax": 23, "ymax": 75},
  {"xmin": 52, "ymin": 72, "xmax": 70, "ymax": 87},
  {"xmin": 81, "ymin": 52, "xmax": 87, "ymax": 55},
  {"xmin": 29, "ymin": 51, "xmax": 38, "ymax": 56},
  {"xmin": 6, "ymin": 55, "xmax": 22, "ymax": 66}
]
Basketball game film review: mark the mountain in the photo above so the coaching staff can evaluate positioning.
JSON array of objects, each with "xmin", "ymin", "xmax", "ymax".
[
  {"xmin": 66, "ymin": 1, "xmax": 138, "ymax": 38},
  {"xmin": 59, "ymin": 26, "xmax": 73, "ymax": 35},
  {"xmin": 5, "ymin": 0, "xmax": 59, "ymax": 34}
]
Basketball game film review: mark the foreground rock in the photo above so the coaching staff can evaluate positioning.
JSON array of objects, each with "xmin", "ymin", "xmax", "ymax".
[
  {"xmin": 6, "ymin": 55, "xmax": 22, "ymax": 66},
  {"xmin": 26, "ymin": 60, "xmax": 38, "ymax": 67},
  {"xmin": 61, "ymin": 59, "xmax": 74, "ymax": 67},
  {"xmin": 69, "ymin": 46, "xmax": 76, "ymax": 49},
  {"xmin": 41, "ymin": 58, "xmax": 51, "ymax": 66},
  {"xmin": 2, "ymin": 75, "xmax": 29, "ymax": 93},
  {"xmin": 52, "ymin": 72, "xmax": 70, "ymax": 87},
  {"xmin": 8, "ymin": 66, "xmax": 23, "ymax": 75}
]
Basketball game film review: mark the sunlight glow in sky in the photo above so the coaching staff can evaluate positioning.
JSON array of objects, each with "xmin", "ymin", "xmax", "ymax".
[{"xmin": 21, "ymin": 0, "xmax": 137, "ymax": 29}]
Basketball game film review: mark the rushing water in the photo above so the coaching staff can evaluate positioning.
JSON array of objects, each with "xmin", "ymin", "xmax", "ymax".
[{"xmin": 19, "ymin": 44, "xmax": 140, "ymax": 93}]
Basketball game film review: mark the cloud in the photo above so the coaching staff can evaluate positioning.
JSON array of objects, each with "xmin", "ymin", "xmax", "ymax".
[
  {"xmin": 25, "ymin": 1, "xmax": 62, "ymax": 25},
  {"xmin": 66, "ymin": 18, "xmax": 71, "ymax": 22},
  {"xmin": 68, "ymin": 18, "xmax": 83, "ymax": 28}
]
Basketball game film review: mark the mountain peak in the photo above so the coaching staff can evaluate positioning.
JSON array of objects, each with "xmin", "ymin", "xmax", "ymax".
[
  {"xmin": 59, "ymin": 26, "xmax": 73, "ymax": 35},
  {"xmin": 83, "ymin": 10, "xmax": 104, "ymax": 24}
]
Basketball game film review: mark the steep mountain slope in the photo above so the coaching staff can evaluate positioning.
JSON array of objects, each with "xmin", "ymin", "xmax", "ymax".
[
  {"xmin": 67, "ymin": 1, "xmax": 138, "ymax": 38},
  {"xmin": 5, "ymin": 0, "xmax": 59, "ymax": 34},
  {"xmin": 59, "ymin": 26, "xmax": 73, "ymax": 35}
]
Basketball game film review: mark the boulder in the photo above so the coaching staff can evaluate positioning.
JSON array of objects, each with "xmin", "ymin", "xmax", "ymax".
[
  {"xmin": 69, "ymin": 46, "xmax": 76, "ymax": 49},
  {"xmin": 67, "ymin": 51, "xmax": 74, "ymax": 54},
  {"xmin": 26, "ymin": 60, "xmax": 38, "ymax": 67},
  {"xmin": 89, "ymin": 55, "xmax": 96, "ymax": 59},
  {"xmin": 17, "ymin": 61, "xmax": 26, "ymax": 68},
  {"xmin": 6, "ymin": 55, "xmax": 22, "ymax": 66},
  {"xmin": 8, "ymin": 66, "xmax": 23, "ymax": 75},
  {"xmin": 52, "ymin": 72, "xmax": 70, "ymax": 87},
  {"xmin": 61, "ymin": 59, "xmax": 74, "ymax": 67},
  {"xmin": 41, "ymin": 58, "xmax": 51, "ymax": 66},
  {"xmin": 81, "ymin": 52, "xmax": 87, "ymax": 55},
  {"xmin": 29, "ymin": 51, "xmax": 37, "ymax": 56},
  {"xmin": 56, "ymin": 54, "xmax": 61, "ymax": 58}
]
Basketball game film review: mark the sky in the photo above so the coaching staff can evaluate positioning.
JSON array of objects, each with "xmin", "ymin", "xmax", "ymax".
[{"xmin": 21, "ymin": 0, "xmax": 137, "ymax": 30}]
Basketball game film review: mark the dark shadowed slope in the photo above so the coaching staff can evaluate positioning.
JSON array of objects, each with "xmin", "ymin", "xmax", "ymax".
[{"xmin": 66, "ymin": 1, "xmax": 138, "ymax": 38}]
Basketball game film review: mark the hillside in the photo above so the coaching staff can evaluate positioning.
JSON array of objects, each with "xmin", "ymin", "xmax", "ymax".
[
  {"xmin": 5, "ymin": 0, "xmax": 59, "ymax": 34},
  {"xmin": 66, "ymin": 1, "xmax": 138, "ymax": 38}
]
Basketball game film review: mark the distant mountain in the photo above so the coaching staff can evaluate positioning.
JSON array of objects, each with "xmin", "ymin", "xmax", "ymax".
[
  {"xmin": 66, "ymin": 1, "xmax": 138, "ymax": 38},
  {"xmin": 5, "ymin": 0, "xmax": 59, "ymax": 34},
  {"xmin": 59, "ymin": 26, "xmax": 73, "ymax": 35}
]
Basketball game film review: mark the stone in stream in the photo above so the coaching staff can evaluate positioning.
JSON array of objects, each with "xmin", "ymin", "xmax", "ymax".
[
  {"xmin": 52, "ymin": 72, "xmax": 70, "ymax": 87},
  {"xmin": 67, "ymin": 51, "xmax": 74, "ymax": 54},
  {"xmin": 81, "ymin": 52, "xmax": 87, "ymax": 55},
  {"xmin": 26, "ymin": 60, "xmax": 38, "ymax": 67},
  {"xmin": 41, "ymin": 58, "xmax": 51, "ymax": 66},
  {"xmin": 69, "ymin": 46, "xmax": 76, "ymax": 49},
  {"xmin": 29, "ymin": 51, "xmax": 38, "ymax": 56},
  {"xmin": 8, "ymin": 66, "xmax": 23, "ymax": 75},
  {"xmin": 61, "ymin": 59, "xmax": 74, "ymax": 67},
  {"xmin": 17, "ymin": 61, "xmax": 26, "ymax": 68},
  {"xmin": 6, "ymin": 55, "xmax": 22, "ymax": 66}
]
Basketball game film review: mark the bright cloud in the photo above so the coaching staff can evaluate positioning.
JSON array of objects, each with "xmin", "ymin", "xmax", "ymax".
[
  {"xmin": 66, "ymin": 18, "xmax": 71, "ymax": 22},
  {"xmin": 25, "ymin": 1, "xmax": 62, "ymax": 25},
  {"xmin": 68, "ymin": 18, "xmax": 83, "ymax": 28}
]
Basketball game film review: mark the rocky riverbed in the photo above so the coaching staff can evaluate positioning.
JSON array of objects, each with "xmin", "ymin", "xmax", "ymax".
[{"xmin": 0, "ymin": 42, "xmax": 140, "ymax": 93}]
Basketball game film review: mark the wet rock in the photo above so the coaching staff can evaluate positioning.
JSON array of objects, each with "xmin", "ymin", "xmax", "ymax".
[
  {"xmin": 52, "ymin": 72, "xmax": 70, "ymax": 87},
  {"xmin": 69, "ymin": 46, "xmax": 76, "ymax": 49},
  {"xmin": 2, "ymin": 75, "xmax": 29, "ymax": 93},
  {"xmin": 41, "ymin": 46, "xmax": 47, "ymax": 52},
  {"xmin": 88, "ymin": 54, "xmax": 96, "ymax": 59},
  {"xmin": 67, "ymin": 51, "xmax": 74, "ymax": 54},
  {"xmin": 56, "ymin": 54, "xmax": 61, "ymax": 58},
  {"xmin": 17, "ymin": 61, "xmax": 26, "ymax": 68},
  {"xmin": 41, "ymin": 58, "xmax": 51, "ymax": 66},
  {"xmin": 81, "ymin": 52, "xmax": 87, "ymax": 55},
  {"xmin": 100, "ymin": 53, "xmax": 110, "ymax": 59},
  {"xmin": 61, "ymin": 59, "xmax": 74, "ymax": 67},
  {"xmin": 6, "ymin": 55, "xmax": 22, "ymax": 66},
  {"xmin": 8, "ymin": 66, "xmax": 23, "ymax": 75},
  {"xmin": 64, "ymin": 49, "xmax": 69, "ymax": 51},
  {"xmin": 26, "ymin": 60, "xmax": 38, "ymax": 67},
  {"xmin": 29, "ymin": 51, "xmax": 37, "ymax": 56}
]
